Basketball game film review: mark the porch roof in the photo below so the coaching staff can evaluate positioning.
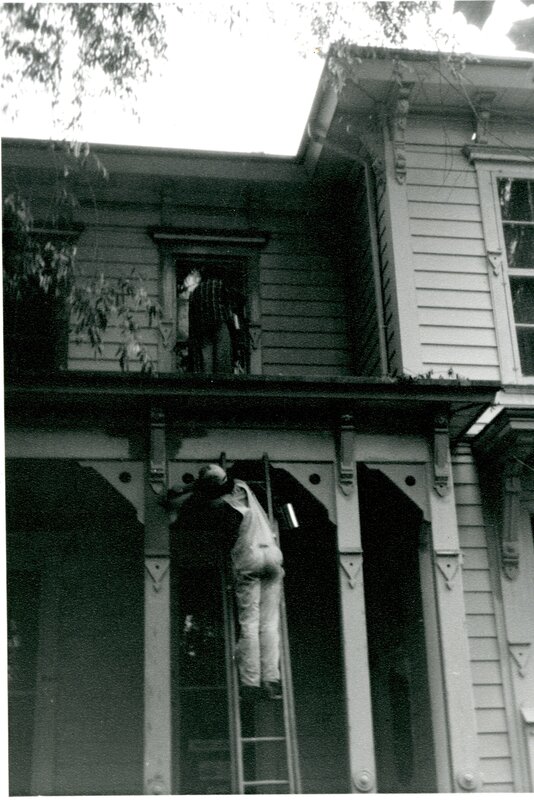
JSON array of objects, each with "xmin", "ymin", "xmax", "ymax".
[{"xmin": 5, "ymin": 371, "xmax": 498, "ymax": 444}]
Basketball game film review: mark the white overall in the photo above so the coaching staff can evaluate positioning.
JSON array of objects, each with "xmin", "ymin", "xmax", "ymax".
[{"xmin": 223, "ymin": 480, "xmax": 284, "ymax": 687}]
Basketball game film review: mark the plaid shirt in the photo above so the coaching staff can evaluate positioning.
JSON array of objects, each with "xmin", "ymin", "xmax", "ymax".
[{"xmin": 189, "ymin": 278, "xmax": 232, "ymax": 343}]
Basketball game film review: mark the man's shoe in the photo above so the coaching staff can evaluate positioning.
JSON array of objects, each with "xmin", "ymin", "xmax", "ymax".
[{"xmin": 263, "ymin": 681, "xmax": 283, "ymax": 700}]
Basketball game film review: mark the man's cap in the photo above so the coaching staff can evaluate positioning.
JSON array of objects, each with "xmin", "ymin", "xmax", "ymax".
[{"xmin": 195, "ymin": 463, "xmax": 230, "ymax": 495}]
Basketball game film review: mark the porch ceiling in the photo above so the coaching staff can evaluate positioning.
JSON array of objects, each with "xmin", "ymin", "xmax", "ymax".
[{"xmin": 5, "ymin": 372, "xmax": 497, "ymax": 444}]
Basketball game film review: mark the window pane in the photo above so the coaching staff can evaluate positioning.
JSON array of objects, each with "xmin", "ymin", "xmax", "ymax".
[
  {"xmin": 511, "ymin": 277, "xmax": 534, "ymax": 324},
  {"xmin": 504, "ymin": 225, "xmax": 534, "ymax": 269},
  {"xmin": 499, "ymin": 178, "xmax": 534, "ymax": 221},
  {"xmin": 516, "ymin": 327, "xmax": 534, "ymax": 375}
]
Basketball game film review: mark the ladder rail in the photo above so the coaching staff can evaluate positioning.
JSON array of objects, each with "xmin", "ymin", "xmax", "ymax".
[
  {"xmin": 222, "ymin": 559, "xmax": 244, "ymax": 794},
  {"xmin": 263, "ymin": 453, "xmax": 302, "ymax": 794}
]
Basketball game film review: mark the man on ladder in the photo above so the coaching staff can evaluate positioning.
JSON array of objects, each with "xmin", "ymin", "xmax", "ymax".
[
  {"xmin": 188, "ymin": 463, "xmax": 285, "ymax": 701},
  {"xmin": 165, "ymin": 458, "xmax": 301, "ymax": 793}
]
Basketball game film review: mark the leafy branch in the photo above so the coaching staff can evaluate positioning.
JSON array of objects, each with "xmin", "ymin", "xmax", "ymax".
[
  {"xmin": 3, "ymin": 190, "xmax": 161, "ymax": 374},
  {"xmin": 69, "ymin": 270, "xmax": 161, "ymax": 373}
]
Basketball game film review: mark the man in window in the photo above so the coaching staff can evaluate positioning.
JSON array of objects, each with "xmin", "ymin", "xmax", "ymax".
[{"xmin": 185, "ymin": 267, "xmax": 247, "ymax": 374}]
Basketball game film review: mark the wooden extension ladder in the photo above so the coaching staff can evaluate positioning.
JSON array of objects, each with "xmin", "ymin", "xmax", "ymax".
[{"xmin": 221, "ymin": 453, "xmax": 301, "ymax": 794}]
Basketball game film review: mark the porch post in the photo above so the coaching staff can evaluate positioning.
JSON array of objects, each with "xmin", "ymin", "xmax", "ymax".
[
  {"xmin": 144, "ymin": 408, "xmax": 171, "ymax": 795},
  {"xmin": 429, "ymin": 416, "xmax": 481, "ymax": 792},
  {"xmin": 334, "ymin": 417, "xmax": 376, "ymax": 793}
]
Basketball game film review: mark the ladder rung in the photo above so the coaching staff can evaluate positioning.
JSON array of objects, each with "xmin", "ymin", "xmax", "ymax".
[
  {"xmin": 243, "ymin": 780, "xmax": 290, "ymax": 787},
  {"xmin": 241, "ymin": 736, "xmax": 286, "ymax": 744}
]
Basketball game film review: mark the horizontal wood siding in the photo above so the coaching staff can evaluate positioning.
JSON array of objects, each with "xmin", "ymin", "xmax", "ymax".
[
  {"xmin": 452, "ymin": 445, "xmax": 515, "ymax": 792},
  {"xmin": 260, "ymin": 232, "xmax": 351, "ymax": 377},
  {"xmin": 405, "ymin": 129, "xmax": 500, "ymax": 381}
]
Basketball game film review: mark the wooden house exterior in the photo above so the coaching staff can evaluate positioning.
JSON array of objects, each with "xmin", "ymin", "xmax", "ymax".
[{"xmin": 3, "ymin": 48, "xmax": 534, "ymax": 794}]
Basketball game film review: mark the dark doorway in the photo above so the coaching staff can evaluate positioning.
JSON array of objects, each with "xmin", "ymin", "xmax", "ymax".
[{"xmin": 358, "ymin": 464, "xmax": 437, "ymax": 793}]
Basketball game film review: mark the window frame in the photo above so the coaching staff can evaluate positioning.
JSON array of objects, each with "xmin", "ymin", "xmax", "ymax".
[
  {"xmin": 148, "ymin": 229, "xmax": 268, "ymax": 375},
  {"xmin": 497, "ymin": 178, "xmax": 534, "ymax": 376},
  {"xmin": 469, "ymin": 150, "xmax": 534, "ymax": 384}
]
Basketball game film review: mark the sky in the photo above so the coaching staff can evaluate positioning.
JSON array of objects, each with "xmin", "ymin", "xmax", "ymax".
[{"xmin": 3, "ymin": 0, "xmax": 534, "ymax": 156}]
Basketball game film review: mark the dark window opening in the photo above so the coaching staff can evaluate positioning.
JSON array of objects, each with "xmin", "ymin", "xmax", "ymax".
[{"xmin": 175, "ymin": 257, "xmax": 249, "ymax": 375}]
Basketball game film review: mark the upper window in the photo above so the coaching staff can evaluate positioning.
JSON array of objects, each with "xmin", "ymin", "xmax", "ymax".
[
  {"xmin": 498, "ymin": 178, "xmax": 534, "ymax": 376},
  {"xmin": 175, "ymin": 256, "xmax": 249, "ymax": 375},
  {"xmin": 149, "ymin": 228, "xmax": 266, "ymax": 375}
]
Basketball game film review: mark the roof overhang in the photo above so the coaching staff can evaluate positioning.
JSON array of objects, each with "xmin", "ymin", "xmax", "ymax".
[
  {"xmin": 298, "ymin": 45, "xmax": 534, "ymax": 175},
  {"xmin": 473, "ymin": 406, "xmax": 534, "ymax": 466},
  {"xmin": 4, "ymin": 372, "xmax": 497, "ymax": 443}
]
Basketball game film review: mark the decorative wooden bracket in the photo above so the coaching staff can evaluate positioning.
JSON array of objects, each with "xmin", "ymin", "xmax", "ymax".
[
  {"xmin": 509, "ymin": 642, "xmax": 531, "ymax": 678},
  {"xmin": 157, "ymin": 319, "xmax": 174, "ymax": 350},
  {"xmin": 149, "ymin": 407, "xmax": 166, "ymax": 496},
  {"xmin": 340, "ymin": 551, "xmax": 363, "ymax": 589},
  {"xmin": 389, "ymin": 82, "xmax": 413, "ymax": 184},
  {"xmin": 337, "ymin": 414, "xmax": 356, "ymax": 495},
  {"xmin": 502, "ymin": 460, "xmax": 522, "ymax": 580},
  {"xmin": 435, "ymin": 550, "xmax": 463, "ymax": 590},
  {"xmin": 433, "ymin": 414, "xmax": 451, "ymax": 497},
  {"xmin": 486, "ymin": 248, "xmax": 503, "ymax": 277},
  {"xmin": 145, "ymin": 557, "xmax": 170, "ymax": 593},
  {"xmin": 473, "ymin": 91, "xmax": 496, "ymax": 145},
  {"xmin": 249, "ymin": 323, "xmax": 262, "ymax": 350}
]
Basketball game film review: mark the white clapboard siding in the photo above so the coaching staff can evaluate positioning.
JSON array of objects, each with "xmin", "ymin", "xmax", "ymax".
[
  {"xmin": 407, "ymin": 185, "xmax": 481, "ymax": 205},
  {"xmin": 410, "ymin": 201, "xmax": 482, "ymax": 222},
  {"xmin": 415, "ymin": 272, "xmax": 489, "ymax": 292},
  {"xmin": 418, "ymin": 307, "xmax": 494, "ymax": 327},
  {"xmin": 414, "ymin": 255, "xmax": 487, "ymax": 274},
  {"xmin": 421, "ymin": 344, "xmax": 498, "ymax": 366},
  {"xmin": 405, "ymin": 139, "xmax": 502, "ymax": 382},
  {"xmin": 417, "ymin": 289, "xmax": 492, "ymax": 310},
  {"xmin": 421, "ymin": 327, "xmax": 496, "ymax": 347},
  {"xmin": 411, "ymin": 218, "xmax": 484, "ymax": 239},
  {"xmin": 407, "ymin": 167, "xmax": 478, "ymax": 189},
  {"xmin": 412, "ymin": 237, "xmax": 486, "ymax": 257},
  {"xmin": 453, "ymin": 445, "xmax": 515, "ymax": 792}
]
